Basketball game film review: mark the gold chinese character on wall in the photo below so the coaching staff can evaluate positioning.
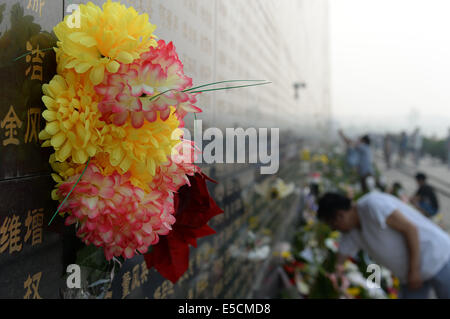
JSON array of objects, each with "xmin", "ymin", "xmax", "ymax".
[
  {"xmin": 24, "ymin": 108, "xmax": 41, "ymax": 144},
  {"xmin": 131, "ymin": 264, "xmax": 141, "ymax": 291},
  {"xmin": 0, "ymin": 215, "xmax": 23, "ymax": 254},
  {"xmin": 104, "ymin": 282, "xmax": 113, "ymax": 299},
  {"xmin": 24, "ymin": 272, "xmax": 42, "ymax": 299},
  {"xmin": 24, "ymin": 208, "xmax": 44, "ymax": 246},
  {"xmin": 26, "ymin": 0, "xmax": 45, "ymax": 17},
  {"xmin": 140, "ymin": 262, "xmax": 149, "ymax": 284},
  {"xmin": 1, "ymin": 105, "xmax": 23, "ymax": 146},
  {"xmin": 121, "ymin": 271, "xmax": 131, "ymax": 299},
  {"xmin": 25, "ymin": 41, "xmax": 45, "ymax": 81}
]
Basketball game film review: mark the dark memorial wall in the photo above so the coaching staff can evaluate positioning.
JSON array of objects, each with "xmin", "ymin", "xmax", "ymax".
[
  {"xmin": 0, "ymin": 0, "xmax": 63, "ymax": 299},
  {"xmin": 0, "ymin": 0, "xmax": 330, "ymax": 299}
]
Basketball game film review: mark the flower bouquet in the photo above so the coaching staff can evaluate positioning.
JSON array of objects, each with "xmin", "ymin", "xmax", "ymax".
[{"xmin": 38, "ymin": 1, "xmax": 268, "ymax": 286}]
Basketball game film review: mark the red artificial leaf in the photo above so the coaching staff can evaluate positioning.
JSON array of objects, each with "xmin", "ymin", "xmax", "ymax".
[
  {"xmin": 174, "ymin": 172, "xmax": 223, "ymax": 228},
  {"xmin": 144, "ymin": 231, "xmax": 190, "ymax": 283},
  {"xmin": 176, "ymin": 224, "xmax": 216, "ymax": 248},
  {"xmin": 144, "ymin": 172, "xmax": 224, "ymax": 283}
]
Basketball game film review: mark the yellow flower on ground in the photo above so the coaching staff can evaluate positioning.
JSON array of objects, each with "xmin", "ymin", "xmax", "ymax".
[
  {"xmin": 346, "ymin": 287, "xmax": 361, "ymax": 297},
  {"xmin": 281, "ymin": 251, "xmax": 292, "ymax": 259},
  {"xmin": 305, "ymin": 219, "xmax": 315, "ymax": 230},
  {"xmin": 393, "ymin": 277, "xmax": 400, "ymax": 288},
  {"xmin": 329, "ymin": 231, "xmax": 340, "ymax": 239},
  {"xmin": 54, "ymin": 0, "xmax": 158, "ymax": 85},
  {"xmin": 300, "ymin": 149, "xmax": 310, "ymax": 161},
  {"xmin": 320, "ymin": 155, "xmax": 329, "ymax": 165}
]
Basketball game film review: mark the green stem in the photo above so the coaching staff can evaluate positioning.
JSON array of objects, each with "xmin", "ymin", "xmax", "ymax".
[
  {"xmin": 48, "ymin": 158, "xmax": 91, "ymax": 226},
  {"xmin": 188, "ymin": 81, "xmax": 272, "ymax": 94},
  {"xmin": 183, "ymin": 79, "xmax": 267, "ymax": 93},
  {"xmin": 145, "ymin": 80, "xmax": 269, "ymax": 103},
  {"xmin": 13, "ymin": 47, "xmax": 55, "ymax": 62}
]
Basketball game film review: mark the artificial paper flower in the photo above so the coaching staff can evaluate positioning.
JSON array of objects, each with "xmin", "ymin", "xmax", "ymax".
[
  {"xmin": 54, "ymin": 0, "xmax": 157, "ymax": 85},
  {"xmin": 57, "ymin": 163, "xmax": 176, "ymax": 260},
  {"xmin": 346, "ymin": 287, "xmax": 361, "ymax": 298},
  {"xmin": 149, "ymin": 139, "xmax": 200, "ymax": 194},
  {"xmin": 95, "ymin": 40, "xmax": 201, "ymax": 128},
  {"xmin": 99, "ymin": 109, "xmax": 182, "ymax": 179},
  {"xmin": 39, "ymin": 70, "xmax": 103, "ymax": 164},
  {"xmin": 144, "ymin": 172, "xmax": 223, "ymax": 283}
]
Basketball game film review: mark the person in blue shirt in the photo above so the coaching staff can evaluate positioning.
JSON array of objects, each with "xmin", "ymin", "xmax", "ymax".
[
  {"xmin": 411, "ymin": 173, "xmax": 439, "ymax": 218},
  {"xmin": 339, "ymin": 129, "xmax": 374, "ymax": 193}
]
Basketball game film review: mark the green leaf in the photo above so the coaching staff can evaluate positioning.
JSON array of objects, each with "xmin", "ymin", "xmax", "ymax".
[{"xmin": 76, "ymin": 244, "xmax": 109, "ymax": 271}]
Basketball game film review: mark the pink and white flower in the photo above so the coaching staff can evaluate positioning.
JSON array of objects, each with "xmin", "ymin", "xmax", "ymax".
[
  {"xmin": 150, "ymin": 140, "xmax": 200, "ymax": 194},
  {"xmin": 95, "ymin": 40, "xmax": 202, "ymax": 128},
  {"xmin": 58, "ymin": 164, "xmax": 176, "ymax": 260}
]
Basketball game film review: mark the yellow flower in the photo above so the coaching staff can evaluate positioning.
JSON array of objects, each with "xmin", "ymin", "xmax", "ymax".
[
  {"xmin": 329, "ymin": 231, "xmax": 340, "ymax": 239},
  {"xmin": 305, "ymin": 219, "xmax": 315, "ymax": 230},
  {"xmin": 39, "ymin": 71, "xmax": 104, "ymax": 164},
  {"xmin": 101, "ymin": 110, "xmax": 181, "ymax": 182},
  {"xmin": 281, "ymin": 251, "xmax": 292, "ymax": 259},
  {"xmin": 346, "ymin": 287, "xmax": 361, "ymax": 297},
  {"xmin": 393, "ymin": 277, "xmax": 400, "ymax": 288},
  {"xmin": 40, "ymin": 69, "xmax": 182, "ymax": 190},
  {"xmin": 320, "ymin": 155, "xmax": 329, "ymax": 165},
  {"xmin": 54, "ymin": 0, "xmax": 157, "ymax": 85},
  {"xmin": 300, "ymin": 149, "xmax": 310, "ymax": 161}
]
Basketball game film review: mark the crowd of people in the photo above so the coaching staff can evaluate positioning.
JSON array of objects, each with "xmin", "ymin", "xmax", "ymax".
[
  {"xmin": 323, "ymin": 128, "xmax": 450, "ymax": 299},
  {"xmin": 377, "ymin": 128, "xmax": 423, "ymax": 168},
  {"xmin": 374, "ymin": 128, "xmax": 450, "ymax": 170}
]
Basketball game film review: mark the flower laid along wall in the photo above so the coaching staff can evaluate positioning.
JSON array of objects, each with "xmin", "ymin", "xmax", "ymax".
[{"xmin": 39, "ymin": 0, "xmax": 224, "ymax": 284}]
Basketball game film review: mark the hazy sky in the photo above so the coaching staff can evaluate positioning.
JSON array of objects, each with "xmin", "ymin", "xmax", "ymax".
[{"xmin": 330, "ymin": 0, "xmax": 450, "ymax": 138}]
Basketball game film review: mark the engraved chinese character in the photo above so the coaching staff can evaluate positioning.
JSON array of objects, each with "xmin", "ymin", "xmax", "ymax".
[
  {"xmin": 188, "ymin": 258, "xmax": 195, "ymax": 276},
  {"xmin": 0, "ymin": 215, "xmax": 22, "ymax": 254},
  {"xmin": 161, "ymin": 280, "xmax": 174, "ymax": 297},
  {"xmin": 24, "ymin": 208, "xmax": 44, "ymax": 246},
  {"xmin": 196, "ymin": 251, "xmax": 202, "ymax": 268},
  {"xmin": 9, "ymin": 215, "xmax": 22, "ymax": 253},
  {"xmin": 27, "ymin": 0, "xmax": 45, "ymax": 17},
  {"xmin": 140, "ymin": 262, "xmax": 149, "ymax": 284},
  {"xmin": 187, "ymin": 287, "xmax": 194, "ymax": 299},
  {"xmin": 104, "ymin": 282, "xmax": 113, "ymax": 299},
  {"xmin": 121, "ymin": 271, "xmax": 131, "ymax": 299},
  {"xmin": 1, "ymin": 105, "xmax": 23, "ymax": 146},
  {"xmin": 24, "ymin": 272, "xmax": 42, "ymax": 299},
  {"xmin": 25, "ymin": 41, "xmax": 45, "ymax": 81},
  {"xmin": 0, "ymin": 217, "xmax": 11, "ymax": 254},
  {"xmin": 153, "ymin": 285, "xmax": 162, "ymax": 299},
  {"xmin": 24, "ymin": 108, "xmax": 41, "ymax": 144},
  {"xmin": 131, "ymin": 264, "xmax": 141, "ymax": 291}
]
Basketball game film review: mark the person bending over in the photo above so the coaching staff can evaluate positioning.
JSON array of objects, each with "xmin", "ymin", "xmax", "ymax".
[{"xmin": 317, "ymin": 191, "xmax": 450, "ymax": 298}]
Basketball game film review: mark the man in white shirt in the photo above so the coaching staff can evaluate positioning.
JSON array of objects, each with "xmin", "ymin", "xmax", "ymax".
[{"xmin": 317, "ymin": 191, "xmax": 450, "ymax": 298}]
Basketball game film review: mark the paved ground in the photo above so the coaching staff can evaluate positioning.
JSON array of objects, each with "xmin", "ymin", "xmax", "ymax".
[{"xmin": 374, "ymin": 149, "xmax": 450, "ymax": 231}]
